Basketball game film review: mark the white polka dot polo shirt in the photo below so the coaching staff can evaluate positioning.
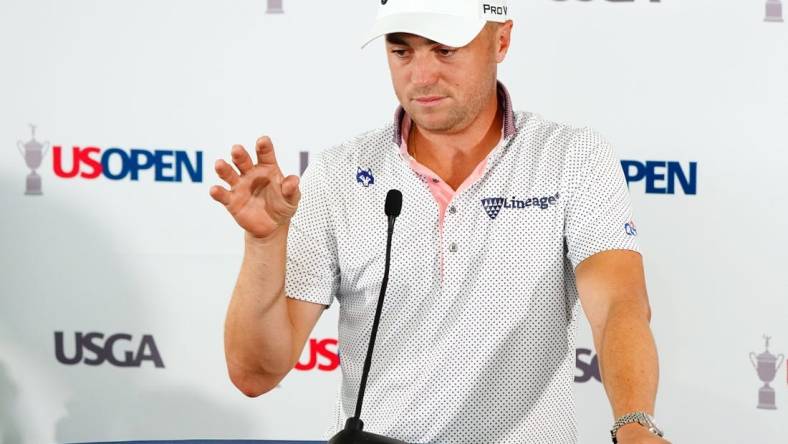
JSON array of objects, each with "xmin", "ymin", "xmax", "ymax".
[{"xmin": 284, "ymin": 82, "xmax": 640, "ymax": 444}]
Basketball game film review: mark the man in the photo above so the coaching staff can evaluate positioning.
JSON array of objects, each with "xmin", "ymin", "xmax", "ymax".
[{"xmin": 210, "ymin": 1, "xmax": 669, "ymax": 443}]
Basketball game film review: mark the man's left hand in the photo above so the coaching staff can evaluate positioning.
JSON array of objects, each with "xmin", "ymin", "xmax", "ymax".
[{"xmin": 615, "ymin": 423, "xmax": 672, "ymax": 444}]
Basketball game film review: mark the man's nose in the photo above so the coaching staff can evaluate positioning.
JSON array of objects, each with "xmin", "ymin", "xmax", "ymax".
[{"xmin": 409, "ymin": 52, "xmax": 440, "ymax": 86}]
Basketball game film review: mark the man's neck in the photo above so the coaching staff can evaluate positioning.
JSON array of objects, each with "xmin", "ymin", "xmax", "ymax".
[{"xmin": 410, "ymin": 89, "xmax": 503, "ymax": 191}]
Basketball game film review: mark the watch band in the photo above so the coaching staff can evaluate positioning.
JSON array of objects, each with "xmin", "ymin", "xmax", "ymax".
[{"xmin": 610, "ymin": 411, "xmax": 664, "ymax": 443}]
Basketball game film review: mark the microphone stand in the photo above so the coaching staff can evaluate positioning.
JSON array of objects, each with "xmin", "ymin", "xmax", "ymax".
[{"xmin": 329, "ymin": 190, "xmax": 408, "ymax": 444}]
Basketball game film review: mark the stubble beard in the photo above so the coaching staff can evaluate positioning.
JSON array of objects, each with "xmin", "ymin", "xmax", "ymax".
[{"xmin": 405, "ymin": 77, "xmax": 496, "ymax": 134}]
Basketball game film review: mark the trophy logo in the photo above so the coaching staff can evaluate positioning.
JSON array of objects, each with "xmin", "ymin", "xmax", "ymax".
[
  {"xmin": 266, "ymin": 0, "xmax": 283, "ymax": 14},
  {"xmin": 17, "ymin": 124, "xmax": 50, "ymax": 195},
  {"xmin": 749, "ymin": 335, "xmax": 784, "ymax": 409},
  {"xmin": 765, "ymin": 0, "xmax": 784, "ymax": 22}
]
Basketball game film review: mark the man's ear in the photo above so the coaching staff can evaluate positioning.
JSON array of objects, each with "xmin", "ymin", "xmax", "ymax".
[{"xmin": 496, "ymin": 20, "xmax": 514, "ymax": 63}]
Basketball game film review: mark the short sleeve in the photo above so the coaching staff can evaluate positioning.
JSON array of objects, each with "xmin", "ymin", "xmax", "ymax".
[
  {"xmin": 564, "ymin": 128, "xmax": 641, "ymax": 269},
  {"xmin": 284, "ymin": 153, "xmax": 340, "ymax": 308}
]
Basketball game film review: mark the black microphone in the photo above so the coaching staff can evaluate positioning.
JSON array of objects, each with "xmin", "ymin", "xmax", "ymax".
[
  {"xmin": 329, "ymin": 190, "xmax": 408, "ymax": 444},
  {"xmin": 385, "ymin": 190, "xmax": 402, "ymax": 218}
]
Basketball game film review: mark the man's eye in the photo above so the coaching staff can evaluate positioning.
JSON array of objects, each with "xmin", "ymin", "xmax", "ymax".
[
  {"xmin": 391, "ymin": 49, "xmax": 408, "ymax": 57},
  {"xmin": 437, "ymin": 48, "xmax": 457, "ymax": 57}
]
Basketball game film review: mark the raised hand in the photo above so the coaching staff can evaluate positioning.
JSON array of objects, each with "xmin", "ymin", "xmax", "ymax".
[{"xmin": 210, "ymin": 136, "xmax": 301, "ymax": 239}]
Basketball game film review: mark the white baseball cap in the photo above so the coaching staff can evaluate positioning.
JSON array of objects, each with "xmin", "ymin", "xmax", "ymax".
[{"xmin": 362, "ymin": 0, "xmax": 510, "ymax": 49}]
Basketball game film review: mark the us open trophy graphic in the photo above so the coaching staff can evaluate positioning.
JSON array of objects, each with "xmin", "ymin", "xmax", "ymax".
[
  {"xmin": 17, "ymin": 124, "xmax": 50, "ymax": 195},
  {"xmin": 765, "ymin": 0, "xmax": 784, "ymax": 22},
  {"xmin": 266, "ymin": 0, "xmax": 283, "ymax": 14},
  {"xmin": 749, "ymin": 335, "xmax": 784, "ymax": 409}
]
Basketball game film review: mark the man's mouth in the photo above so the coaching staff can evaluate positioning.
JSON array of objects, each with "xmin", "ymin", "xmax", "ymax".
[{"xmin": 413, "ymin": 96, "xmax": 446, "ymax": 106}]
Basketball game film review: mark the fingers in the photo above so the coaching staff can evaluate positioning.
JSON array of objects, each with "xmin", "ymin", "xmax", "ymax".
[
  {"xmin": 214, "ymin": 159, "xmax": 240, "ymax": 186},
  {"xmin": 281, "ymin": 175, "xmax": 301, "ymax": 206},
  {"xmin": 231, "ymin": 144, "xmax": 254, "ymax": 174},
  {"xmin": 209, "ymin": 185, "xmax": 231, "ymax": 206},
  {"xmin": 255, "ymin": 136, "xmax": 279, "ymax": 166}
]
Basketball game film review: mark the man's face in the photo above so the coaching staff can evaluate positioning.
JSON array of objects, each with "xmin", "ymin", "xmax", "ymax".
[{"xmin": 385, "ymin": 23, "xmax": 509, "ymax": 134}]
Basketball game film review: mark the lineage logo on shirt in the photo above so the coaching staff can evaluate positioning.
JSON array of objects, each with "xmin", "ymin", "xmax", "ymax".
[{"xmin": 481, "ymin": 192, "xmax": 560, "ymax": 220}]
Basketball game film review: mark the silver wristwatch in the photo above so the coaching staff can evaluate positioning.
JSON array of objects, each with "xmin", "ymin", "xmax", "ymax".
[{"xmin": 610, "ymin": 411, "xmax": 664, "ymax": 443}]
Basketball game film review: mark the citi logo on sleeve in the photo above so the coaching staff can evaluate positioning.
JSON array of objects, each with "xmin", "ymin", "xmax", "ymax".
[
  {"xmin": 481, "ymin": 192, "xmax": 560, "ymax": 220},
  {"xmin": 624, "ymin": 221, "xmax": 638, "ymax": 236}
]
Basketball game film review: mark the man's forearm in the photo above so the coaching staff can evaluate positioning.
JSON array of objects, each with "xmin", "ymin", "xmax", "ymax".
[
  {"xmin": 596, "ymin": 301, "xmax": 660, "ymax": 418},
  {"xmin": 224, "ymin": 225, "xmax": 295, "ymax": 395}
]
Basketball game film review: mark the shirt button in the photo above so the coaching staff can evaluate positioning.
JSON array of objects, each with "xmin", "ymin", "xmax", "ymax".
[
  {"xmin": 449, "ymin": 242, "xmax": 458, "ymax": 253},
  {"xmin": 448, "ymin": 205, "xmax": 457, "ymax": 215}
]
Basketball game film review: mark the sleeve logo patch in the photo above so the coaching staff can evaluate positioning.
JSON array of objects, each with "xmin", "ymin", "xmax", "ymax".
[{"xmin": 624, "ymin": 221, "xmax": 638, "ymax": 236}]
